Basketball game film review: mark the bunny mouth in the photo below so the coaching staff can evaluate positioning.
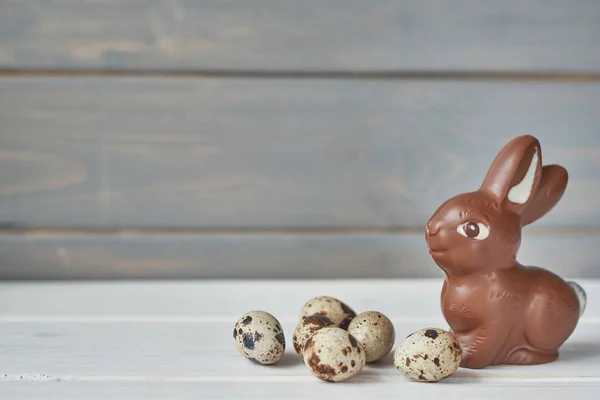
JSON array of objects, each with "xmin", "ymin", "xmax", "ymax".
[
  {"xmin": 427, "ymin": 235, "xmax": 447, "ymax": 254},
  {"xmin": 429, "ymin": 247, "xmax": 447, "ymax": 254}
]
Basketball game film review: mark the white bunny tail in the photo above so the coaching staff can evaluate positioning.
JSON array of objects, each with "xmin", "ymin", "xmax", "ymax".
[{"xmin": 567, "ymin": 281, "xmax": 587, "ymax": 317}]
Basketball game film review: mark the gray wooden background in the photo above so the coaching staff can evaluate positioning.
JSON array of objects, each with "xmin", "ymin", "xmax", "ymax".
[{"xmin": 1, "ymin": 0, "xmax": 599, "ymax": 279}]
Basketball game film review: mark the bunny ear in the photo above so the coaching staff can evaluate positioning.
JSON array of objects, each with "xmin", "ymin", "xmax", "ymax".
[
  {"xmin": 480, "ymin": 135, "xmax": 543, "ymax": 215},
  {"xmin": 520, "ymin": 165, "xmax": 568, "ymax": 226}
]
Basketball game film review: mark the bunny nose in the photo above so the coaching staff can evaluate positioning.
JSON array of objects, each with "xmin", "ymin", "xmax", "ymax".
[{"xmin": 426, "ymin": 220, "xmax": 440, "ymax": 236}]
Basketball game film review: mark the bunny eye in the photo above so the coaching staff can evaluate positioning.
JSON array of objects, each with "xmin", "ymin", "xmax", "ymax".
[{"xmin": 457, "ymin": 221, "xmax": 489, "ymax": 240}]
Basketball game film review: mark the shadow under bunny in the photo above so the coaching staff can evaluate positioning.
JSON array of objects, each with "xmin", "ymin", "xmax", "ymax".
[{"xmin": 556, "ymin": 341, "xmax": 600, "ymax": 363}]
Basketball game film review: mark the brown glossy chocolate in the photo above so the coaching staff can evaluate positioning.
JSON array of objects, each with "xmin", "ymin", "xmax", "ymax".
[{"xmin": 425, "ymin": 135, "xmax": 586, "ymax": 369}]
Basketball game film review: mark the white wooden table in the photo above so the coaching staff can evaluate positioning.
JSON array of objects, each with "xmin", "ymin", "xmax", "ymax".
[{"xmin": 1, "ymin": 279, "xmax": 599, "ymax": 399}]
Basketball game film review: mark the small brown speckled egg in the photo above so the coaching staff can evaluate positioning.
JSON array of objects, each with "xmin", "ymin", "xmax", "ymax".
[
  {"xmin": 302, "ymin": 326, "xmax": 366, "ymax": 382},
  {"xmin": 393, "ymin": 327, "xmax": 462, "ymax": 382},
  {"xmin": 347, "ymin": 311, "xmax": 395, "ymax": 363},
  {"xmin": 233, "ymin": 311, "xmax": 286, "ymax": 365},
  {"xmin": 293, "ymin": 315, "xmax": 336, "ymax": 356},
  {"xmin": 299, "ymin": 296, "xmax": 356, "ymax": 330}
]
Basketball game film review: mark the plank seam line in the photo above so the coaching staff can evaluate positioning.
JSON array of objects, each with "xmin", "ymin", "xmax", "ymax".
[
  {"xmin": 1, "ymin": 375, "xmax": 599, "ymax": 383},
  {"xmin": 0, "ymin": 225, "xmax": 424, "ymax": 236},
  {"xmin": 1, "ymin": 226, "xmax": 599, "ymax": 236},
  {"xmin": 0, "ymin": 315, "xmax": 599, "ymax": 324},
  {"xmin": 1, "ymin": 68, "xmax": 600, "ymax": 82}
]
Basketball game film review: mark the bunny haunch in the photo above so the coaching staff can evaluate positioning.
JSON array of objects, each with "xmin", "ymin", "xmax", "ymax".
[{"xmin": 425, "ymin": 135, "xmax": 585, "ymax": 369}]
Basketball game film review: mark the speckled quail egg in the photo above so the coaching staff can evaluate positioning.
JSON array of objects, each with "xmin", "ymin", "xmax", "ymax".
[
  {"xmin": 393, "ymin": 327, "xmax": 462, "ymax": 382},
  {"xmin": 293, "ymin": 315, "xmax": 336, "ymax": 356},
  {"xmin": 233, "ymin": 311, "xmax": 286, "ymax": 365},
  {"xmin": 347, "ymin": 311, "xmax": 395, "ymax": 363},
  {"xmin": 302, "ymin": 326, "xmax": 366, "ymax": 382},
  {"xmin": 299, "ymin": 296, "xmax": 356, "ymax": 330}
]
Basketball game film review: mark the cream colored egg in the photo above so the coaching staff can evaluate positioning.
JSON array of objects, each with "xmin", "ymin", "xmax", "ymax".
[
  {"xmin": 302, "ymin": 326, "xmax": 366, "ymax": 382},
  {"xmin": 393, "ymin": 327, "xmax": 462, "ymax": 382},
  {"xmin": 233, "ymin": 311, "xmax": 285, "ymax": 365},
  {"xmin": 292, "ymin": 314, "xmax": 336, "ymax": 356},
  {"xmin": 299, "ymin": 296, "xmax": 356, "ymax": 330},
  {"xmin": 347, "ymin": 311, "xmax": 395, "ymax": 363}
]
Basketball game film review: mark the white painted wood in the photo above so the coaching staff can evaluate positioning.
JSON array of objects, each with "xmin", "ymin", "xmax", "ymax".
[
  {"xmin": 0, "ymin": 280, "xmax": 599, "ymax": 399},
  {"xmin": 4, "ymin": 381, "xmax": 600, "ymax": 400}
]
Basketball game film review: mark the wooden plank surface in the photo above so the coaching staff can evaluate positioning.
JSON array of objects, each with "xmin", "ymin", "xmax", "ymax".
[
  {"xmin": 0, "ymin": 280, "xmax": 599, "ymax": 399},
  {"xmin": 2, "ymin": 77, "xmax": 600, "ymax": 229},
  {"xmin": 1, "ymin": 1, "xmax": 600, "ymax": 72},
  {"xmin": 1, "ymin": 231, "xmax": 599, "ymax": 279},
  {"xmin": 4, "ymin": 383, "xmax": 600, "ymax": 400}
]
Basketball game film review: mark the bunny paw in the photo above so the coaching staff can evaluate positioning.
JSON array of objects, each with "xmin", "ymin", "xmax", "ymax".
[{"xmin": 505, "ymin": 349, "xmax": 558, "ymax": 365}]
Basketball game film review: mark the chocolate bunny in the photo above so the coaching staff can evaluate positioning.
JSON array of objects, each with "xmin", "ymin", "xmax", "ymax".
[{"xmin": 425, "ymin": 135, "xmax": 586, "ymax": 369}]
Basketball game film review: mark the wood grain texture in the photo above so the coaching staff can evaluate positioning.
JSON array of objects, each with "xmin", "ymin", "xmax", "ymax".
[
  {"xmin": 2, "ymin": 280, "xmax": 598, "ymax": 319},
  {"xmin": 0, "ymin": 280, "xmax": 599, "ymax": 399},
  {"xmin": 1, "ymin": 231, "xmax": 598, "ymax": 279},
  {"xmin": 5, "ymin": 383, "xmax": 600, "ymax": 400},
  {"xmin": 0, "ymin": 319, "xmax": 599, "ymax": 376},
  {"xmin": 1, "ymin": 0, "xmax": 599, "ymax": 72},
  {"xmin": 1, "ymin": 77, "xmax": 600, "ymax": 228}
]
